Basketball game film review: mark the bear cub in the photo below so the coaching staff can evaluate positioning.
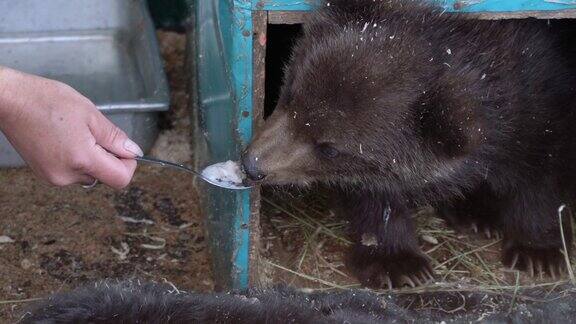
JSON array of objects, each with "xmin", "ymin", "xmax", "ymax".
[{"xmin": 243, "ymin": 0, "xmax": 576, "ymax": 288}]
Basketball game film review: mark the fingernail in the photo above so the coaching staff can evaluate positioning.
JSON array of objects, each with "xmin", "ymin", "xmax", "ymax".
[{"xmin": 124, "ymin": 139, "xmax": 143, "ymax": 157}]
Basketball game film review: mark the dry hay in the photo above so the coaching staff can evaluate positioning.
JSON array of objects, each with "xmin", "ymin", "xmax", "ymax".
[{"xmin": 259, "ymin": 187, "xmax": 576, "ymax": 299}]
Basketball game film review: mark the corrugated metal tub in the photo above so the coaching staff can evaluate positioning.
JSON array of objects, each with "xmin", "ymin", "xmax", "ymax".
[{"xmin": 0, "ymin": 0, "xmax": 169, "ymax": 167}]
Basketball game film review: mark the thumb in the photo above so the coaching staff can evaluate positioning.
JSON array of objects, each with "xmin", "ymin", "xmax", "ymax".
[
  {"xmin": 87, "ymin": 145, "xmax": 138, "ymax": 189},
  {"xmin": 88, "ymin": 111, "xmax": 143, "ymax": 158}
]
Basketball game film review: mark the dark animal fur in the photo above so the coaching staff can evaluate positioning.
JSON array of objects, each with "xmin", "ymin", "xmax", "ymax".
[
  {"xmin": 20, "ymin": 280, "xmax": 391, "ymax": 324},
  {"xmin": 21, "ymin": 280, "xmax": 576, "ymax": 323},
  {"xmin": 244, "ymin": 0, "xmax": 576, "ymax": 287}
]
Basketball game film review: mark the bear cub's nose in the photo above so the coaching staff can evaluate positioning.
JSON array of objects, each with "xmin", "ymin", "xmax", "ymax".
[{"xmin": 241, "ymin": 154, "xmax": 266, "ymax": 181}]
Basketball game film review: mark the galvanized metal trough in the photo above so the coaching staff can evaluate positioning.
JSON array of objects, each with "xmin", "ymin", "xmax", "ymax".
[{"xmin": 0, "ymin": 0, "xmax": 170, "ymax": 167}]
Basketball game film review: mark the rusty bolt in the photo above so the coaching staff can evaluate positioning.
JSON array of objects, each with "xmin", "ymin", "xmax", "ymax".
[{"xmin": 453, "ymin": 1, "xmax": 465, "ymax": 10}]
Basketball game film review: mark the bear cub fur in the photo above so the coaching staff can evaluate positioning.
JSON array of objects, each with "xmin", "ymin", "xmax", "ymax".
[
  {"xmin": 21, "ymin": 280, "xmax": 576, "ymax": 323},
  {"xmin": 243, "ymin": 0, "xmax": 576, "ymax": 288},
  {"xmin": 21, "ymin": 280, "xmax": 391, "ymax": 324}
]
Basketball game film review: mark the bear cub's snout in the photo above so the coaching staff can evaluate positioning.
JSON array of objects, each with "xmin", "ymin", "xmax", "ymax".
[{"xmin": 241, "ymin": 153, "xmax": 267, "ymax": 182}]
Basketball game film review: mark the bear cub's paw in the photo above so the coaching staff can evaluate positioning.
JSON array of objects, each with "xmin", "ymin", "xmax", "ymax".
[
  {"xmin": 346, "ymin": 245, "xmax": 434, "ymax": 289},
  {"xmin": 502, "ymin": 241, "xmax": 568, "ymax": 279},
  {"xmin": 436, "ymin": 206, "xmax": 502, "ymax": 240}
]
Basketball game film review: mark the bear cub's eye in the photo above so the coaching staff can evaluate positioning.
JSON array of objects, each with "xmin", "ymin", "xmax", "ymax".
[{"xmin": 317, "ymin": 143, "xmax": 339, "ymax": 158}]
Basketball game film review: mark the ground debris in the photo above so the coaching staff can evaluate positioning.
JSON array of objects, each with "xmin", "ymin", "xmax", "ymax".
[
  {"xmin": 0, "ymin": 236, "xmax": 15, "ymax": 244},
  {"xmin": 110, "ymin": 242, "xmax": 130, "ymax": 260}
]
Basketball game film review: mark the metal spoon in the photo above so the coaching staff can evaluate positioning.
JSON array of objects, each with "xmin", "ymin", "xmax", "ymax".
[{"xmin": 134, "ymin": 156, "xmax": 251, "ymax": 190}]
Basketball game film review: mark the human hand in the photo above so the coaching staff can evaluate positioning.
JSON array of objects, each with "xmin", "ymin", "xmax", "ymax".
[{"xmin": 0, "ymin": 67, "xmax": 141, "ymax": 189}]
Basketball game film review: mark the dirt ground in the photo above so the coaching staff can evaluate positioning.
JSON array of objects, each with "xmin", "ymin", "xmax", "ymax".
[{"xmin": 0, "ymin": 32, "xmax": 214, "ymax": 322}]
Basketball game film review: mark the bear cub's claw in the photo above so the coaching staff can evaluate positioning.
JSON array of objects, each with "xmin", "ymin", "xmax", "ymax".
[
  {"xmin": 347, "ymin": 246, "xmax": 434, "ymax": 289},
  {"xmin": 436, "ymin": 206, "xmax": 502, "ymax": 240},
  {"xmin": 469, "ymin": 223, "xmax": 502, "ymax": 240},
  {"xmin": 503, "ymin": 242, "xmax": 568, "ymax": 279}
]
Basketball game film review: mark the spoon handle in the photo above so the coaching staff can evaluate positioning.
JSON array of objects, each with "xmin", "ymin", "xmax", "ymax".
[{"xmin": 134, "ymin": 156, "xmax": 204, "ymax": 178}]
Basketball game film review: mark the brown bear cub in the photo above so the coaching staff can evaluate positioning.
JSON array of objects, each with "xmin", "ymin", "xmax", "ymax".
[{"xmin": 243, "ymin": 0, "xmax": 576, "ymax": 288}]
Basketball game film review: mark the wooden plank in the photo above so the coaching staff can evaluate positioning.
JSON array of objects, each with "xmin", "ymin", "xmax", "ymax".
[
  {"xmin": 252, "ymin": 13, "xmax": 267, "ymax": 130},
  {"xmin": 470, "ymin": 8, "xmax": 576, "ymax": 18},
  {"xmin": 267, "ymin": 7, "xmax": 576, "ymax": 24},
  {"xmin": 253, "ymin": 0, "xmax": 318, "ymax": 11},
  {"xmin": 446, "ymin": 0, "xmax": 576, "ymax": 13},
  {"xmin": 268, "ymin": 11, "xmax": 308, "ymax": 24},
  {"xmin": 249, "ymin": 10, "xmax": 268, "ymax": 287}
]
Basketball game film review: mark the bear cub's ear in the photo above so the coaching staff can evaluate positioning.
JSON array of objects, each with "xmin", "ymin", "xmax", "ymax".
[{"xmin": 416, "ymin": 89, "xmax": 484, "ymax": 159}]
